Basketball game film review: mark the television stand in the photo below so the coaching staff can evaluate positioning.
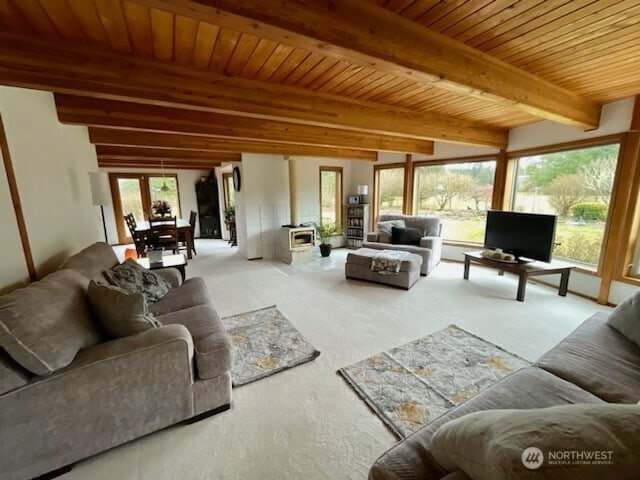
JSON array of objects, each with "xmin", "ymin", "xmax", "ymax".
[{"xmin": 463, "ymin": 251, "xmax": 575, "ymax": 302}]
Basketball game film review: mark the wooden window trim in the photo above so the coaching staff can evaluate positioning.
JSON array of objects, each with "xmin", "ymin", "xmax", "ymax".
[
  {"xmin": 109, "ymin": 172, "xmax": 181, "ymax": 244},
  {"xmin": 373, "ymin": 162, "xmax": 406, "ymax": 221},
  {"xmin": 507, "ymin": 133, "xmax": 626, "ymax": 281},
  {"xmin": 147, "ymin": 173, "xmax": 182, "ymax": 217},
  {"xmin": 222, "ymin": 172, "xmax": 233, "ymax": 210},
  {"xmin": 506, "ymin": 134, "xmax": 624, "ymax": 159},
  {"xmin": 319, "ymin": 166, "xmax": 343, "ymax": 225}
]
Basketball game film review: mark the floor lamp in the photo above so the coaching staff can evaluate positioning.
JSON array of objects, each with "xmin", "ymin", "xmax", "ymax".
[{"xmin": 89, "ymin": 172, "xmax": 109, "ymax": 243}]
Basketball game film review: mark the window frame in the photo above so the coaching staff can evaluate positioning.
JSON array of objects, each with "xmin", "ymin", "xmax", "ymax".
[
  {"xmin": 222, "ymin": 171, "xmax": 234, "ymax": 211},
  {"xmin": 108, "ymin": 172, "xmax": 182, "ymax": 244},
  {"xmin": 319, "ymin": 166, "xmax": 343, "ymax": 225},
  {"xmin": 506, "ymin": 134, "xmax": 625, "ymax": 274},
  {"xmin": 373, "ymin": 162, "xmax": 406, "ymax": 221},
  {"xmin": 411, "ymin": 155, "xmax": 499, "ymax": 244}
]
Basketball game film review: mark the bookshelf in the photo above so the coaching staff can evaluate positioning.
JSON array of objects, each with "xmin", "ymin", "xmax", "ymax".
[{"xmin": 344, "ymin": 204, "xmax": 371, "ymax": 249}]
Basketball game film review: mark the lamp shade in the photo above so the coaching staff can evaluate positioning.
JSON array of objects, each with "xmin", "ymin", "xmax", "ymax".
[
  {"xmin": 88, "ymin": 172, "xmax": 110, "ymax": 206},
  {"xmin": 357, "ymin": 185, "xmax": 369, "ymax": 195}
]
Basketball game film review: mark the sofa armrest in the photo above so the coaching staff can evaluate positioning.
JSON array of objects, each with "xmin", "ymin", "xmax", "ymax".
[
  {"xmin": 154, "ymin": 267, "xmax": 183, "ymax": 288},
  {"xmin": 366, "ymin": 232, "xmax": 379, "ymax": 242},
  {"xmin": 0, "ymin": 325, "xmax": 196, "ymax": 479},
  {"xmin": 420, "ymin": 236, "xmax": 443, "ymax": 266}
]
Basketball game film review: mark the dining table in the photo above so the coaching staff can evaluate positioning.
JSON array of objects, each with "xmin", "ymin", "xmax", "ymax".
[{"xmin": 135, "ymin": 218, "xmax": 194, "ymax": 260}]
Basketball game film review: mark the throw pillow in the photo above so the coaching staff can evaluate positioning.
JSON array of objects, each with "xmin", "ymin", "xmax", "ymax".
[
  {"xmin": 0, "ymin": 269, "xmax": 101, "ymax": 376},
  {"xmin": 104, "ymin": 259, "xmax": 171, "ymax": 303},
  {"xmin": 377, "ymin": 220, "xmax": 406, "ymax": 243},
  {"xmin": 391, "ymin": 226, "xmax": 422, "ymax": 246},
  {"xmin": 430, "ymin": 403, "xmax": 640, "ymax": 480},
  {"xmin": 607, "ymin": 291, "xmax": 640, "ymax": 347},
  {"xmin": 88, "ymin": 281, "xmax": 161, "ymax": 338}
]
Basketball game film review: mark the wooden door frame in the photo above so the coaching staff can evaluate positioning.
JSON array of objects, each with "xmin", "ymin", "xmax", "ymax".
[{"xmin": 109, "ymin": 172, "xmax": 182, "ymax": 244}]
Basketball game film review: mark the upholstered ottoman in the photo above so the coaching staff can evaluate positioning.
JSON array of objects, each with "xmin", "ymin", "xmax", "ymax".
[{"xmin": 345, "ymin": 248, "xmax": 422, "ymax": 290}]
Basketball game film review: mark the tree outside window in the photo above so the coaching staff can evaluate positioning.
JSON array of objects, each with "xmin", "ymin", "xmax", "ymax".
[
  {"xmin": 511, "ymin": 143, "xmax": 620, "ymax": 266},
  {"xmin": 375, "ymin": 166, "xmax": 405, "ymax": 216},
  {"xmin": 320, "ymin": 167, "xmax": 342, "ymax": 224},
  {"xmin": 413, "ymin": 161, "xmax": 496, "ymax": 243}
]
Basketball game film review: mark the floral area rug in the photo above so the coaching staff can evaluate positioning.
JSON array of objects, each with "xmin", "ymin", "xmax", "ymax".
[
  {"xmin": 338, "ymin": 325, "xmax": 530, "ymax": 438},
  {"xmin": 221, "ymin": 306, "xmax": 320, "ymax": 387}
]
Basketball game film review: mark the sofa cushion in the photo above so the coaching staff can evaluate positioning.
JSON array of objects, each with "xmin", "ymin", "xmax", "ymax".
[
  {"xmin": 88, "ymin": 281, "xmax": 161, "ymax": 338},
  {"xmin": 377, "ymin": 220, "xmax": 406, "ymax": 243},
  {"xmin": 535, "ymin": 313, "xmax": 640, "ymax": 403},
  {"xmin": 369, "ymin": 367, "xmax": 604, "ymax": 480},
  {"xmin": 391, "ymin": 226, "xmax": 422, "ymax": 246},
  {"xmin": 149, "ymin": 278, "xmax": 210, "ymax": 316},
  {"xmin": 607, "ymin": 290, "xmax": 640, "ymax": 347},
  {"xmin": 0, "ymin": 270, "xmax": 101, "ymax": 376},
  {"xmin": 60, "ymin": 242, "xmax": 119, "ymax": 283},
  {"xmin": 0, "ymin": 349, "xmax": 30, "ymax": 395},
  {"xmin": 157, "ymin": 304, "xmax": 232, "ymax": 379},
  {"xmin": 379, "ymin": 214, "xmax": 441, "ymax": 237},
  {"xmin": 105, "ymin": 259, "xmax": 171, "ymax": 304},
  {"xmin": 347, "ymin": 248, "xmax": 422, "ymax": 273},
  {"xmin": 430, "ymin": 404, "xmax": 640, "ymax": 480}
]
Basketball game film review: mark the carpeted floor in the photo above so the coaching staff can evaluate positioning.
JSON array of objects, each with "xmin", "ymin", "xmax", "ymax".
[{"xmin": 70, "ymin": 240, "xmax": 609, "ymax": 480}]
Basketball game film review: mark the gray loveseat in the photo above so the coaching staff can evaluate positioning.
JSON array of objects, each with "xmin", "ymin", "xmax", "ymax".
[
  {"xmin": 364, "ymin": 214, "xmax": 443, "ymax": 276},
  {"xmin": 369, "ymin": 313, "xmax": 640, "ymax": 479},
  {"xmin": 0, "ymin": 242, "xmax": 232, "ymax": 480}
]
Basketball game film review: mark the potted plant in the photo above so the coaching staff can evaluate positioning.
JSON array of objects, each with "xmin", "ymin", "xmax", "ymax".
[
  {"xmin": 151, "ymin": 199, "xmax": 171, "ymax": 217},
  {"xmin": 315, "ymin": 220, "xmax": 342, "ymax": 257},
  {"xmin": 224, "ymin": 205, "xmax": 236, "ymax": 223},
  {"xmin": 144, "ymin": 233, "xmax": 163, "ymax": 263}
]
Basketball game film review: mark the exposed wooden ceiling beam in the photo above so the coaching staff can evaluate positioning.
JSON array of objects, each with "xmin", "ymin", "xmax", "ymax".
[
  {"xmin": 56, "ymin": 94, "xmax": 434, "ymax": 154},
  {"xmin": 89, "ymin": 128, "xmax": 379, "ymax": 160},
  {"xmin": 0, "ymin": 33, "xmax": 507, "ymax": 147},
  {"xmin": 134, "ymin": 0, "xmax": 601, "ymax": 129},
  {"xmin": 98, "ymin": 158, "xmax": 221, "ymax": 170},
  {"xmin": 96, "ymin": 146, "xmax": 241, "ymax": 163}
]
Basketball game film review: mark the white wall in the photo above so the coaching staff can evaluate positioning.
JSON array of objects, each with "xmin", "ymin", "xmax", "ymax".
[
  {"xmin": 235, "ymin": 154, "xmax": 290, "ymax": 259},
  {"xmin": 98, "ymin": 167, "xmax": 210, "ymax": 242},
  {"xmin": 0, "ymin": 145, "xmax": 29, "ymax": 293},
  {"xmin": 507, "ymin": 97, "xmax": 635, "ymax": 151},
  {"xmin": 0, "ymin": 87, "xmax": 102, "ymax": 284}
]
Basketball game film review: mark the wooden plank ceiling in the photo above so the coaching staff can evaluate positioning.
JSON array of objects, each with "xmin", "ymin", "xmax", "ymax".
[{"xmin": 0, "ymin": 0, "xmax": 638, "ymax": 169}]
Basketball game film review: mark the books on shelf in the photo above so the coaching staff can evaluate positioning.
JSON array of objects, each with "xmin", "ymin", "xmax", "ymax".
[{"xmin": 343, "ymin": 203, "xmax": 370, "ymax": 249}]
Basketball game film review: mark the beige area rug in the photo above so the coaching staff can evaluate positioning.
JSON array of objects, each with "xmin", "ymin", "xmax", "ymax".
[
  {"xmin": 221, "ymin": 306, "xmax": 321, "ymax": 386},
  {"xmin": 339, "ymin": 325, "xmax": 530, "ymax": 438}
]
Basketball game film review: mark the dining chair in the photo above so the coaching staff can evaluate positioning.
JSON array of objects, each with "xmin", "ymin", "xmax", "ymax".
[
  {"xmin": 149, "ymin": 216, "xmax": 179, "ymax": 254},
  {"xmin": 124, "ymin": 213, "xmax": 145, "ymax": 257}
]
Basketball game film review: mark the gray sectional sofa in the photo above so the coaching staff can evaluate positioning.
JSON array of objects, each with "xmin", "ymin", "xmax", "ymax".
[
  {"xmin": 0, "ymin": 242, "xmax": 232, "ymax": 480},
  {"xmin": 364, "ymin": 214, "xmax": 443, "ymax": 276},
  {"xmin": 369, "ymin": 312, "xmax": 640, "ymax": 479}
]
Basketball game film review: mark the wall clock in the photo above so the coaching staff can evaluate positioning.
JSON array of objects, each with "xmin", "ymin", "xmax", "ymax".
[{"xmin": 232, "ymin": 166, "xmax": 241, "ymax": 192}]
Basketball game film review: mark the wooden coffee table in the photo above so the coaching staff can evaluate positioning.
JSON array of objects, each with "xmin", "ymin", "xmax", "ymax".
[
  {"xmin": 137, "ymin": 253, "xmax": 187, "ymax": 282},
  {"xmin": 463, "ymin": 251, "xmax": 574, "ymax": 302}
]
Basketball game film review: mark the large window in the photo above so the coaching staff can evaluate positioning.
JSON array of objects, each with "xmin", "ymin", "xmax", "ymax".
[
  {"xmin": 109, "ymin": 172, "xmax": 182, "ymax": 244},
  {"xmin": 413, "ymin": 160, "xmax": 496, "ymax": 242},
  {"xmin": 511, "ymin": 143, "xmax": 620, "ymax": 266},
  {"xmin": 222, "ymin": 172, "xmax": 235, "ymax": 211},
  {"xmin": 319, "ymin": 167, "xmax": 343, "ymax": 224},
  {"xmin": 374, "ymin": 165, "xmax": 405, "ymax": 217}
]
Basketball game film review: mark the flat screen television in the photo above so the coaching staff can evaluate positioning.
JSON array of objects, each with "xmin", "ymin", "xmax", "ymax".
[{"xmin": 484, "ymin": 210, "xmax": 557, "ymax": 263}]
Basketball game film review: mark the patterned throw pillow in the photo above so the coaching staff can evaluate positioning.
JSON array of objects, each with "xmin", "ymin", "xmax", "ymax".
[{"xmin": 104, "ymin": 259, "xmax": 171, "ymax": 303}]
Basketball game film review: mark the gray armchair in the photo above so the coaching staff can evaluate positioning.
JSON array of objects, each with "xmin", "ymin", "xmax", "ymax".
[{"xmin": 363, "ymin": 214, "xmax": 442, "ymax": 276}]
